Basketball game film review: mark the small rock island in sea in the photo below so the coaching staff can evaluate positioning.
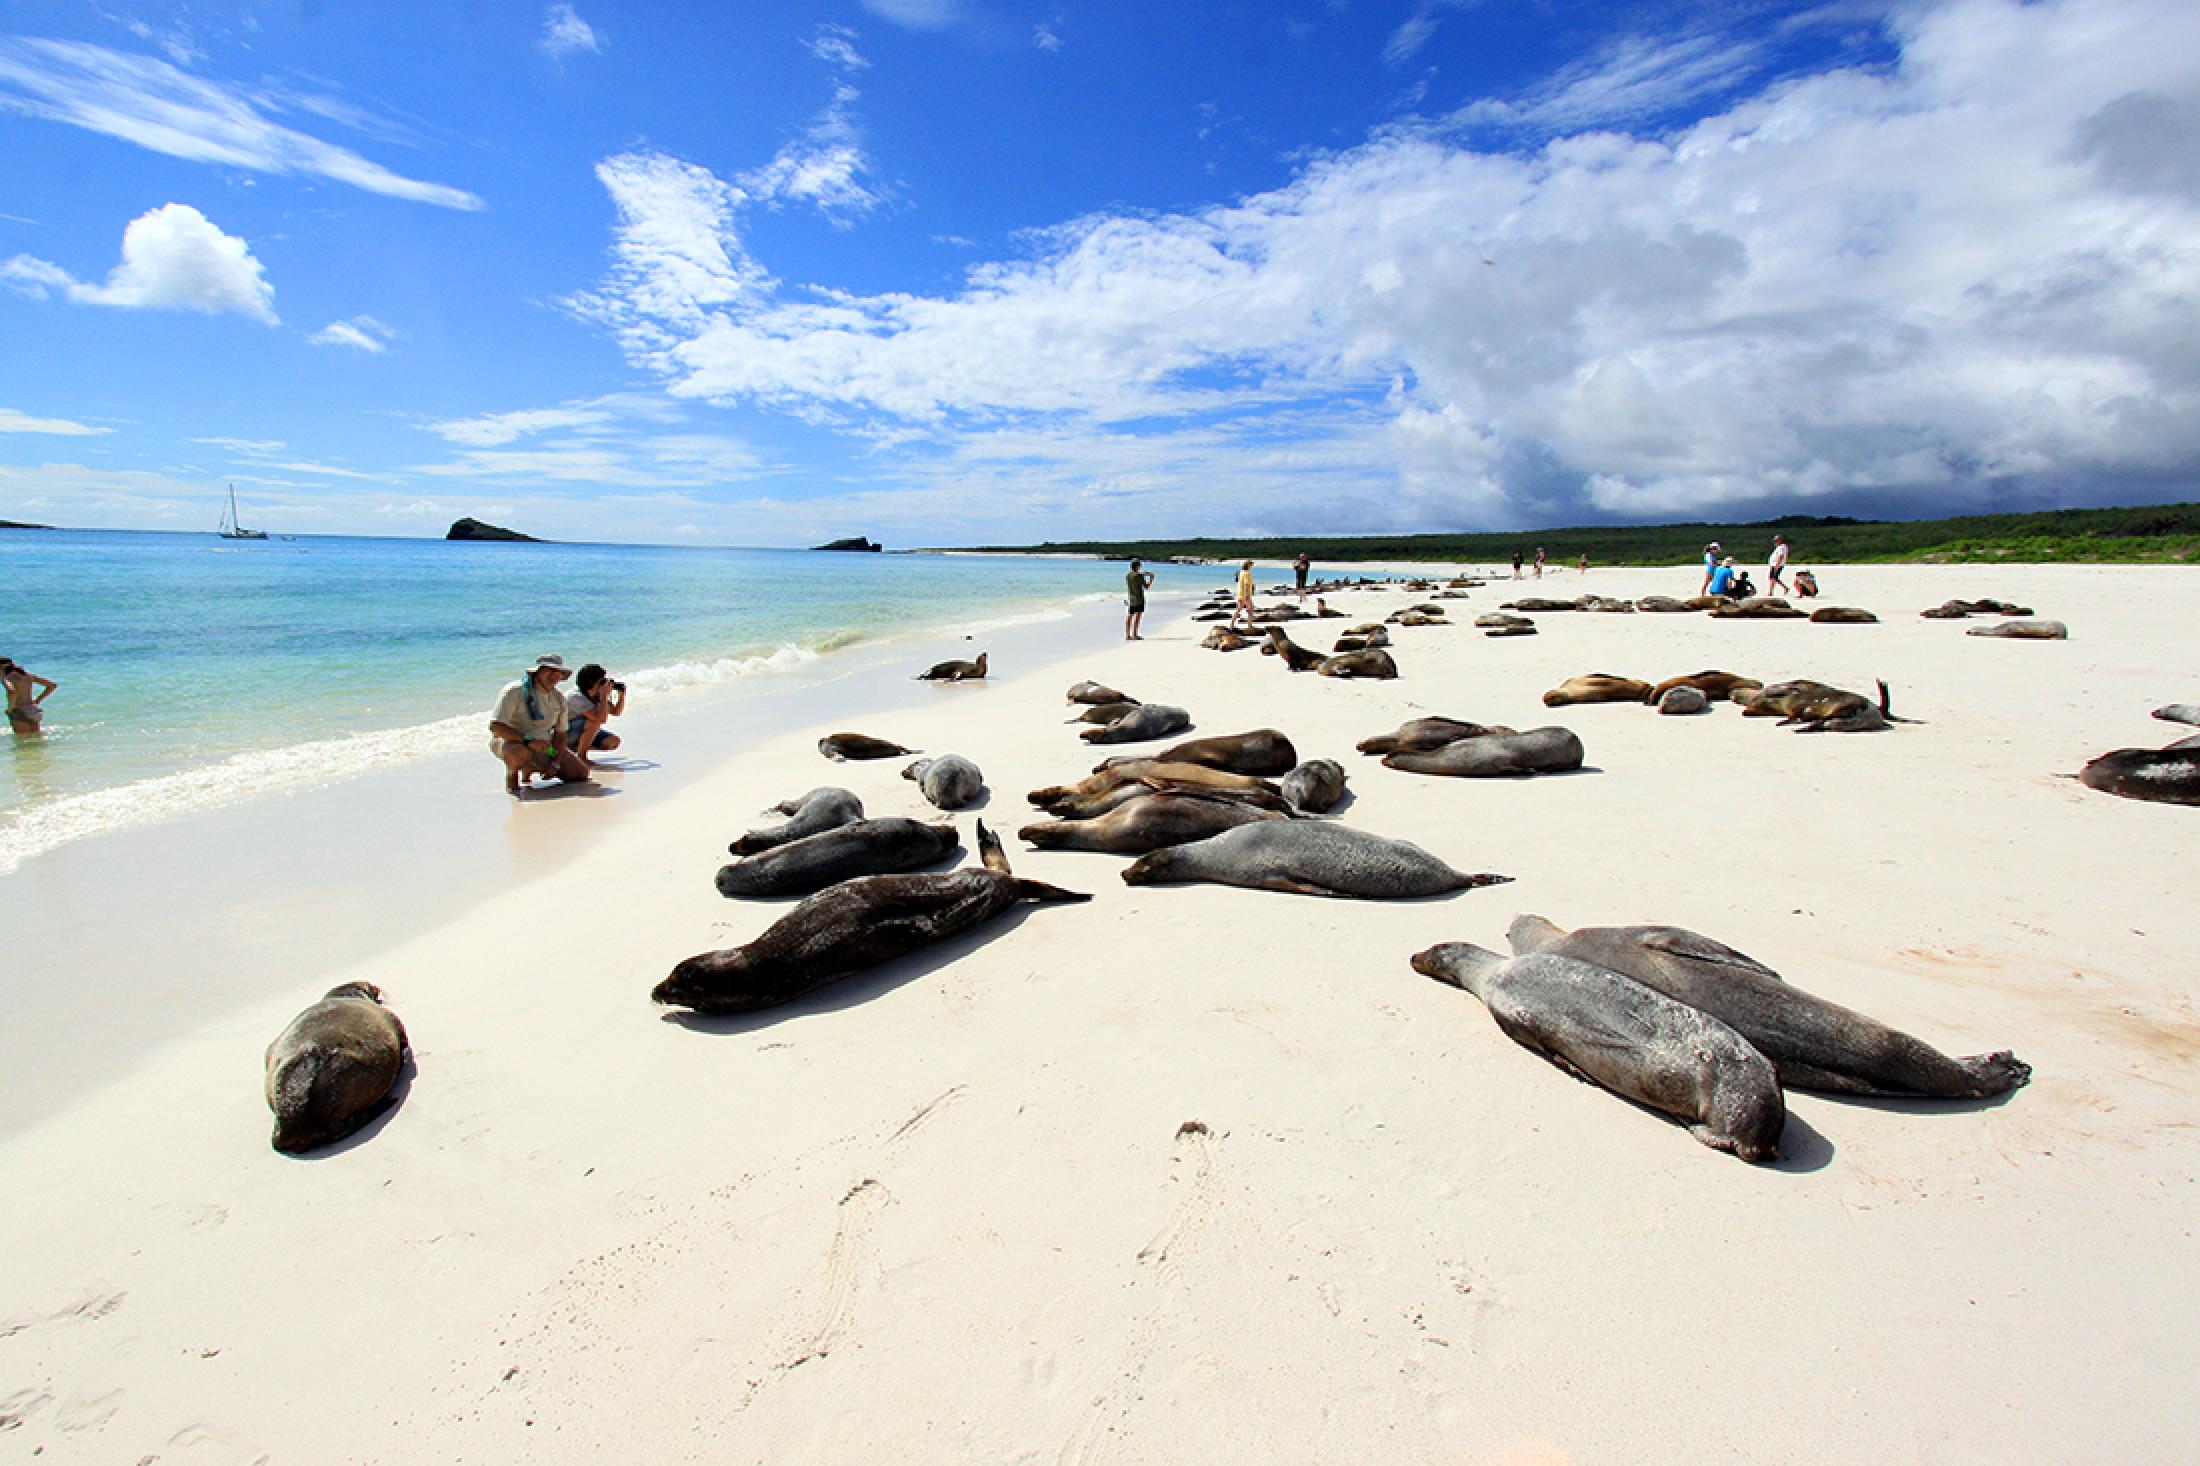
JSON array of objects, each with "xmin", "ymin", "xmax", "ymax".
[
  {"xmin": 811, "ymin": 536, "xmax": 883, "ymax": 552},
  {"xmin": 446, "ymin": 517, "xmax": 542, "ymax": 542}
]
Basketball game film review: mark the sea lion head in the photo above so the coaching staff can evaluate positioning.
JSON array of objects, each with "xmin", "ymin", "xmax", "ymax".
[
  {"xmin": 324, "ymin": 981, "xmax": 383, "ymax": 1003},
  {"xmin": 1119, "ymin": 848, "xmax": 1179, "ymax": 886}
]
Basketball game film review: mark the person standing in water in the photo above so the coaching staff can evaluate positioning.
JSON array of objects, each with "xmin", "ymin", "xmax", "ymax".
[
  {"xmin": 1, "ymin": 657, "xmax": 56, "ymax": 734},
  {"xmin": 1125, "ymin": 558, "xmax": 1155, "ymax": 640},
  {"xmin": 1767, "ymin": 533, "xmax": 1791, "ymax": 598}
]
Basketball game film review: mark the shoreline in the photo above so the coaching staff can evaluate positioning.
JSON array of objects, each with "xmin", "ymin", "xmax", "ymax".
[{"xmin": 5, "ymin": 563, "xmax": 2196, "ymax": 1460}]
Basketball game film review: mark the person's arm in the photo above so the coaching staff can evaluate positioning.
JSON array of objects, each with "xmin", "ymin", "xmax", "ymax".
[
  {"xmin": 606, "ymin": 684, "xmax": 627, "ymax": 716},
  {"xmin": 30, "ymin": 674, "xmax": 55, "ymax": 702}
]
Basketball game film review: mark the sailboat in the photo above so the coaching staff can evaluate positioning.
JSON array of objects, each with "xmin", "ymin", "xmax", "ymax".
[{"xmin": 217, "ymin": 483, "xmax": 268, "ymax": 540}]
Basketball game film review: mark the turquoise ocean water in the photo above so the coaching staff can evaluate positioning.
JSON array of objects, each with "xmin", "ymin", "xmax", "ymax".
[{"xmin": 0, "ymin": 530, "xmax": 1211, "ymax": 871}]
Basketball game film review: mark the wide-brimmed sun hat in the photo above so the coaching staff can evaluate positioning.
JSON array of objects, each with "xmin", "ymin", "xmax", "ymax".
[{"xmin": 531, "ymin": 653, "xmax": 571, "ymax": 675}]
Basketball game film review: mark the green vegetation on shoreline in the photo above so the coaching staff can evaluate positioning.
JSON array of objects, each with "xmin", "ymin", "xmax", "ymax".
[{"xmin": 941, "ymin": 501, "xmax": 2200, "ymax": 566}]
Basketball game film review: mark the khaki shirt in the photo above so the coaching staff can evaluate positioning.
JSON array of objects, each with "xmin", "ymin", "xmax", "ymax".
[{"xmin": 490, "ymin": 677, "xmax": 565, "ymax": 754}]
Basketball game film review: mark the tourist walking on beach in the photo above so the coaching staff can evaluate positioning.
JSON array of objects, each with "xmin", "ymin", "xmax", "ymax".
[
  {"xmin": 1231, "ymin": 559, "xmax": 1256, "ymax": 631},
  {"xmin": 567, "ymin": 663, "xmax": 627, "ymax": 762},
  {"xmin": 1293, "ymin": 551, "xmax": 1310, "ymax": 603},
  {"xmin": 1125, "ymin": 558, "xmax": 1155, "ymax": 640},
  {"xmin": 1, "ymin": 657, "xmax": 55, "ymax": 735},
  {"xmin": 1534, "ymin": 546, "xmax": 1546, "ymax": 579},
  {"xmin": 1511, "ymin": 550, "xmax": 1523, "ymax": 580},
  {"xmin": 1699, "ymin": 541, "xmax": 1722, "ymax": 596},
  {"xmin": 489, "ymin": 653, "xmax": 591, "ymax": 794},
  {"xmin": 1767, "ymin": 533, "xmax": 1791, "ymax": 597},
  {"xmin": 1577, "ymin": 553, "xmax": 1589, "ymax": 575}
]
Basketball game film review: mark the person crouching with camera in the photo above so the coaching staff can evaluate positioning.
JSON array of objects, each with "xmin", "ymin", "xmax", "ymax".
[{"xmin": 568, "ymin": 663, "xmax": 628, "ymax": 763}]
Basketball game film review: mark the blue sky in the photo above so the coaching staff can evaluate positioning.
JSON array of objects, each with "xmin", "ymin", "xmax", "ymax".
[{"xmin": 2, "ymin": 0, "xmax": 2196, "ymax": 546}]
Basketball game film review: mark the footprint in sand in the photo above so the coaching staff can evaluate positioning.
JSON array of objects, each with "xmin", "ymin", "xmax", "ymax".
[
  {"xmin": 886, "ymin": 1085, "xmax": 967, "ymax": 1146},
  {"xmin": 0, "ymin": 1285, "xmax": 125, "ymax": 1340},
  {"xmin": 0, "ymin": 1387, "xmax": 54, "ymax": 1431},
  {"xmin": 783, "ymin": 1178, "xmax": 892, "ymax": 1370}
]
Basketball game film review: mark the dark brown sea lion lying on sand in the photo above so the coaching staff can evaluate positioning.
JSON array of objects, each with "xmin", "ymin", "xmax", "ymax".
[
  {"xmin": 1356, "ymin": 716, "xmax": 1515, "ymax": 756},
  {"xmin": 820, "ymin": 731, "xmax": 917, "ymax": 761},
  {"xmin": 916, "ymin": 651, "xmax": 988, "ymax": 681},
  {"xmin": 1382, "ymin": 726, "xmax": 1584, "ymax": 776},
  {"xmin": 1020, "ymin": 791, "xmax": 1285, "ymax": 853},
  {"xmin": 1644, "ymin": 671, "xmax": 1761, "ymax": 705},
  {"xmin": 266, "ymin": 983, "xmax": 409, "ymax": 1154},
  {"xmin": 1094, "ymin": 730, "xmax": 1297, "ymax": 777},
  {"xmin": 2078, "ymin": 747, "xmax": 2200, "ymax": 806}
]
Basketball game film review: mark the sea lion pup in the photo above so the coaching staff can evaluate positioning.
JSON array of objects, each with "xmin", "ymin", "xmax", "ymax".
[
  {"xmin": 1412, "ymin": 943, "xmax": 1784, "ymax": 1163},
  {"xmin": 658, "ymin": 823, "xmax": 1090, "ymax": 1015},
  {"xmin": 1473, "ymin": 612, "xmax": 1531, "ymax": 630},
  {"xmin": 1082, "ymin": 703, "xmax": 1193, "ymax": 744},
  {"xmin": 1355, "ymin": 716, "xmax": 1514, "ymax": 756},
  {"xmin": 1280, "ymin": 758, "xmax": 1347, "ymax": 813},
  {"xmin": 1736, "ymin": 679, "xmax": 1835, "ymax": 717},
  {"xmin": 1506, "ymin": 916, "xmax": 2033, "ymax": 1099},
  {"xmin": 1780, "ymin": 680, "xmax": 1913, "ymax": 734},
  {"xmin": 1020, "ymin": 791, "xmax": 1285, "ymax": 853},
  {"xmin": 903, "ymin": 755, "xmax": 985, "ymax": 810},
  {"xmin": 265, "ymin": 983, "xmax": 408, "ymax": 1155},
  {"xmin": 1066, "ymin": 680, "xmax": 1136, "ymax": 706},
  {"xmin": 1809, "ymin": 606, "xmax": 1879, "ymax": 624},
  {"xmin": 1644, "ymin": 671, "xmax": 1762, "ymax": 706},
  {"xmin": 1262, "ymin": 627, "xmax": 1329, "ymax": 672},
  {"xmin": 1543, "ymin": 674, "xmax": 1653, "ymax": 707},
  {"xmin": 1635, "ymin": 595, "xmax": 1692, "ymax": 613},
  {"xmin": 1387, "ymin": 610, "xmax": 1446, "ymax": 628},
  {"xmin": 819, "ymin": 732, "xmax": 917, "ymax": 761},
  {"xmin": 1657, "ymin": 686, "xmax": 1708, "ymax": 715},
  {"xmin": 1095, "ymin": 729, "xmax": 1297, "ymax": 777},
  {"xmin": 1122, "ymin": 822, "xmax": 1510, "ymax": 899},
  {"xmin": 1069, "ymin": 700, "xmax": 1143, "ymax": 724},
  {"xmin": 917, "ymin": 651, "xmax": 989, "ymax": 681},
  {"xmin": 1382, "ymin": 726, "xmax": 1584, "ymax": 777},
  {"xmin": 1201, "ymin": 628, "xmax": 1253, "ymax": 652},
  {"xmin": 716, "ymin": 818, "xmax": 961, "ymax": 899},
  {"xmin": 1918, "ymin": 601, "xmax": 1972, "ymax": 620},
  {"xmin": 1318, "ymin": 648, "xmax": 1399, "ymax": 679},
  {"xmin": 2078, "ymin": 747, "xmax": 2200, "ymax": 806},
  {"xmin": 2154, "ymin": 704, "xmax": 2200, "ymax": 727},
  {"xmin": 1313, "ymin": 598, "xmax": 1344, "ymax": 618},
  {"xmin": 731, "ymin": 787, "xmax": 865, "ymax": 855},
  {"xmin": 1966, "ymin": 618, "xmax": 2069, "ymax": 640}
]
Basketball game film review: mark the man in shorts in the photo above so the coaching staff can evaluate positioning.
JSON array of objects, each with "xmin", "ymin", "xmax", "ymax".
[
  {"xmin": 1767, "ymin": 534, "xmax": 1791, "ymax": 597},
  {"xmin": 1125, "ymin": 558, "xmax": 1155, "ymax": 640},
  {"xmin": 488, "ymin": 653, "xmax": 592, "ymax": 794},
  {"xmin": 1293, "ymin": 551, "xmax": 1310, "ymax": 603}
]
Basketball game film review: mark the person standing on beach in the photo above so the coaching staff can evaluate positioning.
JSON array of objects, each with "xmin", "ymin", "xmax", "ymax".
[
  {"xmin": 1699, "ymin": 541, "xmax": 1723, "ymax": 596},
  {"xmin": 1293, "ymin": 551, "xmax": 1310, "ymax": 603},
  {"xmin": 1511, "ymin": 550, "xmax": 1523, "ymax": 580},
  {"xmin": 488, "ymin": 653, "xmax": 591, "ymax": 794},
  {"xmin": 1, "ymin": 657, "xmax": 56, "ymax": 734},
  {"xmin": 1578, "ymin": 553, "xmax": 1589, "ymax": 575},
  {"xmin": 1534, "ymin": 546, "xmax": 1546, "ymax": 579},
  {"xmin": 1767, "ymin": 533, "xmax": 1791, "ymax": 597},
  {"xmin": 1231, "ymin": 559, "xmax": 1256, "ymax": 631},
  {"xmin": 1125, "ymin": 558, "xmax": 1155, "ymax": 640}
]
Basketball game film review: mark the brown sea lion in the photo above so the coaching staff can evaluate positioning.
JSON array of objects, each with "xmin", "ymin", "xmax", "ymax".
[
  {"xmin": 1318, "ymin": 649, "xmax": 1399, "ymax": 679},
  {"xmin": 1019, "ymin": 792, "xmax": 1285, "ymax": 853},
  {"xmin": 1355, "ymin": 716, "xmax": 1515, "ymax": 756},
  {"xmin": 1201, "ymin": 628, "xmax": 1253, "ymax": 652},
  {"xmin": 1475, "ymin": 612, "xmax": 1533, "ymax": 630},
  {"xmin": 1502, "ymin": 597, "xmax": 1577, "ymax": 612},
  {"xmin": 916, "ymin": 651, "xmax": 988, "ymax": 681},
  {"xmin": 1263, "ymin": 627, "xmax": 1329, "ymax": 672},
  {"xmin": 1068, "ymin": 700, "xmax": 1143, "ymax": 724},
  {"xmin": 657, "ymin": 823, "xmax": 1089, "ymax": 1014},
  {"xmin": 1710, "ymin": 597, "xmax": 1806, "ymax": 619},
  {"xmin": 1573, "ymin": 595, "xmax": 1635, "ymax": 613},
  {"xmin": 1543, "ymin": 674, "xmax": 1653, "ymax": 707},
  {"xmin": 1966, "ymin": 619, "xmax": 2068, "ymax": 640},
  {"xmin": 1387, "ymin": 610, "xmax": 1447, "ymax": 627},
  {"xmin": 1779, "ymin": 681, "xmax": 1910, "ymax": 733},
  {"xmin": 1066, "ymin": 681, "xmax": 1136, "ymax": 706},
  {"xmin": 1635, "ymin": 596, "xmax": 1692, "ymax": 613},
  {"xmin": 1736, "ymin": 680, "xmax": 1835, "ymax": 717},
  {"xmin": 1031, "ymin": 760, "xmax": 1280, "ymax": 812},
  {"xmin": 1279, "ymin": 758, "xmax": 1347, "ymax": 813},
  {"xmin": 265, "ymin": 983, "xmax": 408, "ymax": 1154},
  {"xmin": 820, "ymin": 732, "xmax": 917, "ymax": 760},
  {"xmin": 1643, "ymin": 671, "xmax": 1762, "ymax": 705},
  {"xmin": 1094, "ymin": 730, "xmax": 1297, "ymax": 777},
  {"xmin": 1809, "ymin": 606, "xmax": 1879, "ymax": 624}
]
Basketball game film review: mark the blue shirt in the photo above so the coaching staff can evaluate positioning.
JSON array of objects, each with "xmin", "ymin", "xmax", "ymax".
[{"xmin": 1708, "ymin": 565, "xmax": 1737, "ymax": 595}]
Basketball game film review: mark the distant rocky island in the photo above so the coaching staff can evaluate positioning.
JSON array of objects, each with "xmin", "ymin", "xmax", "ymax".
[
  {"xmin": 812, "ymin": 536, "xmax": 883, "ymax": 553},
  {"xmin": 446, "ymin": 517, "xmax": 542, "ymax": 543},
  {"xmin": 0, "ymin": 518, "xmax": 53, "ymax": 531}
]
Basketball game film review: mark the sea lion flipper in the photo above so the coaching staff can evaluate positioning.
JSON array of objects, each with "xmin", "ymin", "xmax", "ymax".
[
  {"xmin": 1016, "ymin": 879, "xmax": 1092, "ymax": 904},
  {"xmin": 976, "ymin": 820, "xmax": 1010, "ymax": 874},
  {"xmin": 1638, "ymin": 927, "xmax": 1785, "ymax": 982}
]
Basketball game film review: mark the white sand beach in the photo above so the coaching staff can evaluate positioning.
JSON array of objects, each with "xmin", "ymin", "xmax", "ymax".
[{"xmin": 3, "ymin": 562, "xmax": 2196, "ymax": 1463}]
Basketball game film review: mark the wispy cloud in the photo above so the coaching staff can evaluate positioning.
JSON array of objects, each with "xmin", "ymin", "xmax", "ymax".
[
  {"xmin": 310, "ymin": 315, "xmax": 401, "ymax": 353},
  {"xmin": 191, "ymin": 436, "xmax": 287, "ymax": 456},
  {"xmin": 0, "ymin": 38, "xmax": 484, "ymax": 210},
  {"xmin": 804, "ymin": 25, "xmax": 868, "ymax": 70},
  {"xmin": 859, "ymin": 0, "xmax": 968, "ymax": 32},
  {"xmin": 539, "ymin": 4, "xmax": 603, "ymax": 65},
  {"xmin": 4, "ymin": 203, "xmax": 277, "ymax": 322},
  {"xmin": 1451, "ymin": 31, "xmax": 1767, "ymax": 132},
  {"xmin": 0, "ymin": 407, "xmax": 108, "ymax": 436},
  {"xmin": 1034, "ymin": 23, "xmax": 1064, "ymax": 54}
]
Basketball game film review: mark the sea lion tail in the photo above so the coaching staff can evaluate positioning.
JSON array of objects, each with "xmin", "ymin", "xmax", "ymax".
[
  {"xmin": 1016, "ymin": 878, "xmax": 1093, "ymax": 905},
  {"xmin": 1506, "ymin": 913, "xmax": 1565, "ymax": 953},
  {"xmin": 1410, "ymin": 942, "xmax": 1503, "ymax": 996},
  {"xmin": 976, "ymin": 820, "xmax": 1011, "ymax": 874},
  {"xmin": 1451, "ymin": 871, "xmax": 1515, "ymax": 891},
  {"xmin": 1877, "ymin": 679, "xmax": 1891, "ymax": 715}
]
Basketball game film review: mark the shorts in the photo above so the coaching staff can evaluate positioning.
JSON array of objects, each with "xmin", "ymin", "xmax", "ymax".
[
  {"xmin": 1127, "ymin": 599, "xmax": 1144, "ymax": 612},
  {"xmin": 8, "ymin": 706, "xmax": 41, "ymax": 731},
  {"xmin": 568, "ymin": 716, "xmax": 590, "ymax": 745}
]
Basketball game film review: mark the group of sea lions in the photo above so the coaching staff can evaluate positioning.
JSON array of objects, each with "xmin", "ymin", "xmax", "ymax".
[
  {"xmin": 1534, "ymin": 669, "xmax": 1912, "ymax": 732},
  {"xmin": 1356, "ymin": 715, "xmax": 1585, "ymax": 777},
  {"xmin": 1418, "ymin": 915, "xmax": 2031, "ymax": 1163}
]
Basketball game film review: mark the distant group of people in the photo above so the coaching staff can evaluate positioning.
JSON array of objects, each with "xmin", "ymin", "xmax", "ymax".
[
  {"xmin": 1700, "ymin": 534, "xmax": 1812, "ymax": 598},
  {"xmin": 488, "ymin": 654, "xmax": 628, "ymax": 794},
  {"xmin": 1128, "ymin": 551, "xmax": 1317, "ymax": 641},
  {"xmin": 1, "ymin": 656, "xmax": 56, "ymax": 735}
]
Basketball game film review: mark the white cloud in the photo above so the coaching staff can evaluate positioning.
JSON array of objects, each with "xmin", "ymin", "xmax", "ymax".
[
  {"xmin": 1034, "ymin": 24, "xmax": 1063, "ymax": 54},
  {"xmin": 192, "ymin": 436, "xmax": 287, "ymax": 456},
  {"xmin": 805, "ymin": 26, "xmax": 868, "ymax": 70},
  {"xmin": 311, "ymin": 315, "xmax": 400, "ymax": 353},
  {"xmin": 741, "ymin": 85, "xmax": 887, "ymax": 222},
  {"xmin": 0, "ymin": 408, "xmax": 107, "ymax": 436},
  {"xmin": 0, "ymin": 38, "xmax": 484, "ymax": 210},
  {"xmin": 859, "ymin": 0, "xmax": 968, "ymax": 31},
  {"xmin": 540, "ymin": 5, "xmax": 603, "ymax": 64},
  {"xmin": 567, "ymin": 0, "xmax": 2200, "ymax": 530},
  {"xmin": 5, "ymin": 204, "xmax": 277, "ymax": 322},
  {"xmin": 1451, "ymin": 31, "xmax": 1767, "ymax": 132}
]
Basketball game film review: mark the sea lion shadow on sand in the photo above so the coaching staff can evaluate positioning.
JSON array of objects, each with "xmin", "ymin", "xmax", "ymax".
[
  {"xmin": 1801, "ymin": 1085, "xmax": 2025, "ymax": 1118},
  {"xmin": 1521, "ymin": 1048, "xmax": 1835, "ymax": 1172},
  {"xmin": 657, "ymin": 902, "xmax": 1052, "ymax": 1036},
  {"xmin": 284, "ymin": 1052, "xmax": 417, "ymax": 1161}
]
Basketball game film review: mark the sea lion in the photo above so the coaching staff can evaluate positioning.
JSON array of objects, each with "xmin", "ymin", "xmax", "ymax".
[
  {"xmin": 1123, "ymin": 821, "xmax": 1510, "ymax": 899},
  {"xmin": 1573, "ymin": 595, "xmax": 1635, "ymax": 613},
  {"xmin": 658, "ymin": 823, "xmax": 1089, "ymax": 1014},
  {"xmin": 1066, "ymin": 681, "xmax": 1136, "ymax": 706},
  {"xmin": 1095, "ymin": 730, "xmax": 1297, "ymax": 777},
  {"xmin": 1644, "ymin": 671, "xmax": 1762, "ymax": 705},
  {"xmin": 1319, "ymin": 649, "xmax": 1399, "ymax": 679},
  {"xmin": 1484, "ymin": 623, "xmax": 1538, "ymax": 637},
  {"xmin": 2151, "ymin": 704, "xmax": 2200, "ymax": 727},
  {"xmin": 1191, "ymin": 611, "xmax": 1230, "ymax": 622},
  {"xmin": 265, "ymin": 983, "xmax": 408, "ymax": 1155},
  {"xmin": 1387, "ymin": 610, "xmax": 1446, "ymax": 627},
  {"xmin": 1507, "ymin": 915, "xmax": 2033, "ymax": 1098},
  {"xmin": 903, "ymin": 755, "xmax": 985, "ymax": 810},
  {"xmin": 1679, "ymin": 595, "xmax": 1726, "ymax": 611},
  {"xmin": 2168, "ymin": 733, "xmax": 2200, "ymax": 752},
  {"xmin": 2078, "ymin": 747, "xmax": 2200, "ymax": 806},
  {"xmin": 1635, "ymin": 596, "xmax": 1692, "ymax": 613},
  {"xmin": 1780, "ymin": 680, "xmax": 1910, "ymax": 733},
  {"xmin": 917, "ymin": 651, "xmax": 988, "ymax": 681},
  {"xmin": 1355, "ymin": 716, "xmax": 1514, "ymax": 756},
  {"xmin": 730, "ymin": 787, "xmax": 865, "ymax": 855},
  {"xmin": 1657, "ymin": 685, "xmax": 1708, "ymax": 715},
  {"xmin": 1082, "ymin": 704, "xmax": 1193, "ymax": 744},
  {"xmin": 1340, "ymin": 623, "xmax": 1387, "ymax": 639},
  {"xmin": 1330, "ymin": 635, "xmax": 1378, "ymax": 653},
  {"xmin": 1280, "ymin": 758, "xmax": 1347, "ymax": 813},
  {"xmin": 1809, "ymin": 606, "xmax": 1878, "ymax": 624},
  {"xmin": 1736, "ymin": 680, "xmax": 1835, "ymax": 717},
  {"xmin": 1412, "ymin": 943, "xmax": 1784, "ymax": 1163},
  {"xmin": 1501, "ymin": 597, "xmax": 1576, "ymax": 612},
  {"xmin": 1474, "ymin": 612, "xmax": 1532, "ymax": 630},
  {"xmin": 1068, "ymin": 701, "xmax": 1143, "ymax": 724},
  {"xmin": 1382, "ymin": 726, "xmax": 1584, "ymax": 777},
  {"xmin": 716, "ymin": 817, "xmax": 961, "ymax": 899},
  {"xmin": 1543, "ymin": 674, "xmax": 1653, "ymax": 707},
  {"xmin": 1919, "ymin": 602, "xmax": 1971, "ymax": 620},
  {"xmin": 1020, "ymin": 792, "xmax": 1285, "ymax": 853},
  {"xmin": 1710, "ymin": 596, "xmax": 1806, "ymax": 619},
  {"xmin": 1201, "ymin": 628, "xmax": 1253, "ymax": 652},
  {"xmin": 1263, "ymin": 627, "xmax": 1329, "ymax": 672},
  {"xmin": 1031, "ymin": 760, "xmax": 1283, "ymax": 813},
  {"xmin": 1313, "ymin": 598, "xmax": 1344, "ymax": 618},
  {"xmin": 1967, "ymin": 618, "xmax": 2068, "ymax": 640},
  {"xmin": 819, "ymin": 732, "xmax": 916, "ymax": 761}
]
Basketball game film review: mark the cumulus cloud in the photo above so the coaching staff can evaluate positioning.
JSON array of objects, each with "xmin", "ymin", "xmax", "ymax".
[
  {"xmin": 0, "ymin": 407, "xmax": 107, "ymax": 435},
  {"xmin": 5, "ymin": 204, "xmax": 276, "ymax": 322},
  {"xmin": 569, "ymin": 0, "xmax": 2200, "ymax": 530},
  {"xmin": 0, "ymin": 38, "xmax": 483, "ymax": 210},
  {"xmin": 310, "ymin": 316, "xmax": 400, "ymax": 353},
  {"xmin": 540, "ymin": 5, "xmax": 603, "ymax": 64}
]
